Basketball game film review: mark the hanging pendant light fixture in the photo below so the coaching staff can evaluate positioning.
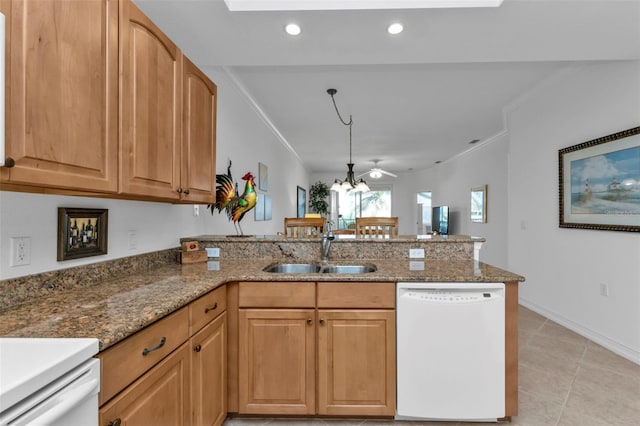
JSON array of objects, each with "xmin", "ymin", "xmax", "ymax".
[{"xmin": 327, "ymin": 88, "xmax": 370, "ymax": 193}]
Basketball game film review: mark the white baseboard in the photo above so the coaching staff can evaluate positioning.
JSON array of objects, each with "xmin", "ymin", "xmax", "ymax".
[{"xmin": 519, "ymin": 298, "xmax": 640, "ymax": 366}]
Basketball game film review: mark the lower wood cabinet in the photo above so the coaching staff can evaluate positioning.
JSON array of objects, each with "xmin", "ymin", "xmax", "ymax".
[
  {"xmin": 317, "ymin": 310, "xmax": 396, "ymax": 416},
  {"xmin": 99, "ymin": 342, "xmax": 192, "ymax": 426},
  {"xmin": 99, "ymin": 286, "xmax": 227, "ymax": 426},
  {"xmin": 191, "ymin": 312, "xmax": 227, "ymax": 426},
  {"xmin": 238, "ymin": 308, "xmax": 316, "ymax": 415},
  {"xmin": 235, "ymin": 281, "xmax": 396, "ymax": 417}
]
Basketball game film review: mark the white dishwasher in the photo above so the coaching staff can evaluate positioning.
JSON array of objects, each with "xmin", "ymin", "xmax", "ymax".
[{"xmin": 396, "ymin": 282, "xmax": 505, "ymax": 422}]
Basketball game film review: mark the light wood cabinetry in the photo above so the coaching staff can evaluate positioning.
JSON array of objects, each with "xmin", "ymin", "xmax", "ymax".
[
  {"xmin": 191, "ymin": 312, "xmax": 227, "ymax": 426},
  {"xmin": 99, "ymin": 285, "xmax": 227, "ymax": 426},
  {"xmin": 100, "ymin": 342, "xmax": 192, "ymax": 426},
  {"xmin": 316, "ymin": 282, "xmax": 396, "ymax": 416},
  {"xmin": 237, "ymin": 282, "xmax": 316, "ymax": 415},
  {"xmin": 1, "ymin": 0, "xmax": 118, "ymax": 192},
  {"xmin": 180, "ymin": 56, "xmax": 217, "ymax": 203},
  {"xmin": 1, "ymin": 0, "xmax": 217, "ymax": 203},
  {"xmin": 317, "ymin": 310, "xmax": 395, "ymax": 416},
  {"xmin": 99, "ymin": 307, "xmax": 189, "ymax": 406},
  {"xmin": 119, "ymin": 0, "xmax": 181, "ymax": 200},
  {"xmin": 239, "ymin": 308, "xmax": 316, "ymax": 415},
  {"xmin": 234, "ymin": 281, "xmax": 395, "ymax": 417}
]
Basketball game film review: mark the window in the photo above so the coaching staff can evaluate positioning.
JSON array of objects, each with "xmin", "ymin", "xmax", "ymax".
[
  {"xmin": 335, "ymin": 186, "xmax": 392, "ymax": 230},
  {"xmin": 417, "ymin": 191, "xmax": 432, "ymax": 233}
]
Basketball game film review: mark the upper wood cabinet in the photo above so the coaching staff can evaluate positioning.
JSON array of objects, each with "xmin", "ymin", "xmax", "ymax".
[
  {"xmin": 1, "ymin": 0, "xmax": 217, "ymax": 202},
  {"xmin": 119, "ymin": 0, "xmax": 182, "ymax": 200},
  {"xmin": 1, "ymin": 0, "xmax": 119, "ymax": 192},
  {"xmin": 180, "ymin": 56, "xmax": 216, "ymax": 204}
]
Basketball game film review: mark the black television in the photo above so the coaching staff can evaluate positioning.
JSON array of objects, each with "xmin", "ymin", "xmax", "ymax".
[{"xmin": 432, "ymin": 205, "xmax": 450, "ymax": 235}]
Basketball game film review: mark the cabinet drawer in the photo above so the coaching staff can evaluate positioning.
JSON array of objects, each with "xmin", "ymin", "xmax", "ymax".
[
  {"xmin": 239, "ymin": 282, "xmax": 315, "ymax": 308},
  {"xmin": 190, "ymin": 285, "xmax": 226, "ymax": 335},
  {"xmin": 99, "ymin": 306, "xmax": 189, "ymax": 405},
  {"xmin": 317, "ymin": 282, "xmax": 395, "ymax": 308}
]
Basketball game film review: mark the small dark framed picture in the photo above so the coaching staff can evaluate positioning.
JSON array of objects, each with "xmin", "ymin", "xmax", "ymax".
[{"xmin": 57, "ymin": 208, "xmax": 108, "ymax": 261}]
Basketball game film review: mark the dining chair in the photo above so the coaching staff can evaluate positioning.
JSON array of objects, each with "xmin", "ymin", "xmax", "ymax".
[
  {"xmin": 355, "ymin": 217, "xmax": 399, "ymax": 238},
  {"xmin": 284, "ymin": 217, "xmax": 326, "ymax": 237}
]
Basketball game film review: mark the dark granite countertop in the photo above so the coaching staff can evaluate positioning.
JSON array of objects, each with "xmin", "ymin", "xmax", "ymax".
[{"xmin": 0, "ymin": 258, "xmax": 523, "ymax": 351}]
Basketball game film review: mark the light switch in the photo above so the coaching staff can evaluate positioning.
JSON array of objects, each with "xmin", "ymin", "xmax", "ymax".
[{"xmin": 409, "ymin": 248, "xmax": 425, "ymax": 258}]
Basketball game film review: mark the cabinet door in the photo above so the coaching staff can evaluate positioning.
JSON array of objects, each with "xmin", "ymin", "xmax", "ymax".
[
  {"xmin": 100, "ymin": 342, "xmax": 191, "ymax": 426},
  {"xmin": 238, "ymin": 309, "xmax": 315, "ymax": 415},
  {"xmin": 2, "ymin": 0, "xmax": 118, "ymax": 191},
  {"xmin": 181, "ymin": 56, "xmax": 216, "ymax": 203},
  {"xmin": 119, "ymin": 0, "xmax": 181, "ymax": 200},
  {"xmin": 317, "ymin": 310, "xmax": 396, "ymax": 416},
  {"xmin": 191, "ymin": 312, "xmax": 227, "ymax": 426}
]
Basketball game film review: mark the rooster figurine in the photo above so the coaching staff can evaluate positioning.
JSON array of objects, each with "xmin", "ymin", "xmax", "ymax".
[{"xmin": 208, "ymin": 160, "xmax": 257, "ymax": 235}]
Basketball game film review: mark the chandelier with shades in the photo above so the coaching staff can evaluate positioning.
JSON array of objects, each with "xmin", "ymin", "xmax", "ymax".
[{"xmin": 327, "ymin": 88, "xmax": 370, "ymax": 193}]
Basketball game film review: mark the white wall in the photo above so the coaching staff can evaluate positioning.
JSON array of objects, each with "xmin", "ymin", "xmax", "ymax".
[
  {"xmin": 411, "ymin": 133, "xmax": 510, "ymax": 269},
  {"xmin": 0, "ymin": 68, "xmax": 309, "ymax": 280},
  {"xmin": 506, "ymin": 61, "xmax": 640, "ymax": 362}
]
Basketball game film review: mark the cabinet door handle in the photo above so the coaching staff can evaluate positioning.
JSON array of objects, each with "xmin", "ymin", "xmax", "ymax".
[
  {"xmin": 307, "ymin": 318, "xmax": 313, "ymax": 325},
  {"xmin": 142, "ymin": 337, "xmax": 166, "ymax": 356},
  {"xmin": 108, "ymin": 418, "xmax": 122, "ymax": 426},
  {"xmin": 177, "ymin": 187, "xmax": 183, "ymax": 193},
  {"xmin": 184, "ymin": 189, "xmax": 190, "ymax": 195},
  {"xmin": 194, "ymin": 344, "xmax": 202, "ymax": 353},
  {"xmin": 319, "ymin": 318, "xmax": 325, "ymax": 325},
  {"xmin": 204, "ymin": 302, "xmax": 218, "ymax": 313},
  {"xmin": 2, "ymin": 157, "xmax": 15, "ymax": 168}
]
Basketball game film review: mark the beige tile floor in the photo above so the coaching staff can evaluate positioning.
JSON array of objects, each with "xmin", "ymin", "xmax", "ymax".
[{"xmin": 225, "ymin": 306, "xmax": 640, "ymax": 426}]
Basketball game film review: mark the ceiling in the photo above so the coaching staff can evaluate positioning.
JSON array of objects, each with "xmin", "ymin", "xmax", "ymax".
[{"xmin": 135, "ymin": 0, "xmax": 640, "ymax": 177}]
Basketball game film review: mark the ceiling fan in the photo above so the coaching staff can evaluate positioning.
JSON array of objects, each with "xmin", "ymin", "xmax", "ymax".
[{"xmin": 357, "ymin": 160, "xmax": 398, "ymax": 179}]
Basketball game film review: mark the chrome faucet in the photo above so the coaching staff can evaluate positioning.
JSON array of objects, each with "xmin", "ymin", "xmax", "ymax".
[{"xmin": 321, "ymin": 220, "xmax": 335, "ymax": 262}]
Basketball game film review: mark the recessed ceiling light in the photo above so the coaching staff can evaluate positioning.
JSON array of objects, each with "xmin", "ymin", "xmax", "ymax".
[
  {"xmin": 387, "ymin": 23, "xmax": 404, "ymax": 35},
  {"xmin": 285, "ymin": 23, "xmax": 301, "ymax": 36}
]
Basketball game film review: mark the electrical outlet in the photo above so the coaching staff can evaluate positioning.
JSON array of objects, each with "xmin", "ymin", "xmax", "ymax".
[
  {"xmin": 409, "ymin": 248, "xmax": 425, "ymax": 259},
  {"xmin": 128, "ymin": 230, "xmax": 137, "ymax": 250},
  {"xmin": 193, "ymin": 205, "xmax": 200, "ymax": 217},
  {"xmin": 10, "ymin": 237, "xmax": 31, "ymax": 266},
  {"xmin": 599, "ymin": 283, "xmax": 609, "ymax": 297},
  {"xmin": 206, "ymin": 247, "xmax": 220, "ymax": 258}
]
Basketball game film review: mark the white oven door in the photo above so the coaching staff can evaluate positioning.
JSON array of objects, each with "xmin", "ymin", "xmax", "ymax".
[{"xmin": 0, "ymin": 358, "xmax": 100, "ymax": 426}]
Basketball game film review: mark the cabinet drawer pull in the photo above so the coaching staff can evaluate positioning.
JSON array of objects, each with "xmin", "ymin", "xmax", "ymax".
[
  {"xmin": 142, "ymin": 336, "xmax": 166, "ymax": 356},
  {"xmin": 2, "ymin": 157, "xmax": 15, "ymax": 168},
  {"xmin": 194, "ymin": 344, "xmax": 202, "ymax": 353},
  {"xmin": 204, "ymin": 302, "xmax": 218, "ymax": 313},
  {"xmin": 108, "ymin": 418, "xmax": 122, "ymax": 426},
  {"xmin": 307, "ymin": 318, "xmax": 313, "ymax": 325},
  {"xmin": 319, "ymin": 318, "xmax": 325, "ymax": 325}
]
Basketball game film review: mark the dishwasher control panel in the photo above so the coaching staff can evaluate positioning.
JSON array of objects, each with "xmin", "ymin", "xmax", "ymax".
[{"xmin": 402, "ymin": 290, "xmax": 498, "ymax": 303}]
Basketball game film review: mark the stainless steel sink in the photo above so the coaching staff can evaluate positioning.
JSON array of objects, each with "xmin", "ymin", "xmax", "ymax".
[
  {"xmin": 262, "ymin": 263, "xmax": 376, "ymax": 274},
  {"xmin": 263, "ymin": 263, "xmax": 322, "ymax": 273},
  {"xmin": 320, "ymin": 264, "xmax": 377, "ymax": 274}
]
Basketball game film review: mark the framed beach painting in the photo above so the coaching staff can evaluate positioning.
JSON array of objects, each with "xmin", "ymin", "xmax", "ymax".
[{"xmin": 559, "ymin": 126, "xmax": 640, "ymax": 232}]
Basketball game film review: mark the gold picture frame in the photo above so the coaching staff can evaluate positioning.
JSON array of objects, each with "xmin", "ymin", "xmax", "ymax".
[{"xmin": 559, "ymin": 127, "xmax": 640, "ymax": 232}]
